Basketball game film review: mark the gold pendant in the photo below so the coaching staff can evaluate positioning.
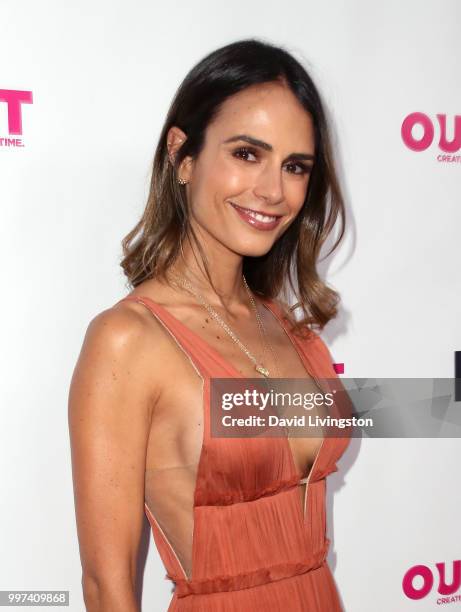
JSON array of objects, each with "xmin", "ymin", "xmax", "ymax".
[{"xmin": 255, "ymin": 364, "xmax": 269, "ymax": 377}]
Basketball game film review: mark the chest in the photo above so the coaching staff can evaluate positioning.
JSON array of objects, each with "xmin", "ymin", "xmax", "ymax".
[{"xmin": 145, "ymin": 355, "xmax": 325, "ymax": 486}]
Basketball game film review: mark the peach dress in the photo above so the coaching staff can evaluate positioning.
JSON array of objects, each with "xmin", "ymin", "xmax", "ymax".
[{"xmin": 119, "ymin": 295, "xmax": 351, "ymax": 611}]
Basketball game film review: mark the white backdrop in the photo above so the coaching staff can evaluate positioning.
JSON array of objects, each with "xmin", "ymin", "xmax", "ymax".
[{"xmin": 1, "ymin": 1, "xmax": 460, "ymax": 610}]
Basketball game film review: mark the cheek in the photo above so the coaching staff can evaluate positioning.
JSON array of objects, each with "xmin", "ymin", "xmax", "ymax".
[
  {"xmin": 195, "ymin": 158, "xmax": 248, "ymax": 211},
  {"xmin": 285, "ymin": 180, "xmax": 309, "ymax": 214},
  {"xmin": 214, "ymin": 155, "xmax": 250, "ymax": 195}
]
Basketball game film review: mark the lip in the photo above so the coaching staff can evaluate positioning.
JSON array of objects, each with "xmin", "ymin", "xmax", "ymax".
[{"xmin": 229, "ymin": 202, "xmax": 283, "ymax": 231}]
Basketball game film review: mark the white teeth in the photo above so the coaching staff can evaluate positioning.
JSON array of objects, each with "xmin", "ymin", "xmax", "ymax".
[
  {"xmin": 247, "ymin": 210, "xmax": 277, "ymax": 222},
  {"xmin": 232, "ymin": 203, "xmax": 277, "ymax": 223}
]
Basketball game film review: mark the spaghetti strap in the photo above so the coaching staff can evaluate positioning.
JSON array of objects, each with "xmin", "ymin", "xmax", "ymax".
[{"xmin": 116, "ymin": 294, "xmax": 236, "ymax": 380}]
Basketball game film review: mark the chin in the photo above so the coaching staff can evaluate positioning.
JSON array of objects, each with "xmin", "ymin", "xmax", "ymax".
[{"xmin": 225, "ymin": 237, "xmax": 278, "ymax": 258}]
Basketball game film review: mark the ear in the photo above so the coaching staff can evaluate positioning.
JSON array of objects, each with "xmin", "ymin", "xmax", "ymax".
[{"xmin": 167, "ymin": 126, "xmax": 193, "ymax": 183}]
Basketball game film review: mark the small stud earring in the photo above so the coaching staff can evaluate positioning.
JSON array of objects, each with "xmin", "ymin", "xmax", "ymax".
[{"xmin": 178, "ymin": 177, "xmax": 188, "ymax": 185}]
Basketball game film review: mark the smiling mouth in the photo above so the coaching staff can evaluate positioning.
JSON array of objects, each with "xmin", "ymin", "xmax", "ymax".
[{"xmin": 229, "ymin": 202, "xmax": 283, "ymax": 223}]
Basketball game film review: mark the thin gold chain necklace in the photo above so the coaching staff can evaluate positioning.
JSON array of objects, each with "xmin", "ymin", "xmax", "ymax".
[{"xmin": 168, "ymin": 272, "xmax": 280, "ymax": 378}]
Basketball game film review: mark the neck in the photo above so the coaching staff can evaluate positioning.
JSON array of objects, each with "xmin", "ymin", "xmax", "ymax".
[{"xmin": 166, "ymin": 234, "xmax": 250, "ymax": 311}]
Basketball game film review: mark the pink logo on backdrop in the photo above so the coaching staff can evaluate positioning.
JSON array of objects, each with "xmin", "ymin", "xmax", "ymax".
[
  {"xmin": 0, "ymin": 89, "xmax": 33, "ymax": 148},
  {"xmin": 401, "ymin": 113, "xmax": 461, "ymax": 163},
  {"xmin": 402, "ymin": 560, "xmax": 461, "ymax": 605}
]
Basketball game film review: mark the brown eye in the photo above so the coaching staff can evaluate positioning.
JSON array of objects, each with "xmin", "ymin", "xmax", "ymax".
[
  {"xmin": 232, "ymin": 147, "xmax": 258, "ymax": 162},
  {"xmin": 285, "ymin": 162, "xmax": 311, "ymax": 175}
]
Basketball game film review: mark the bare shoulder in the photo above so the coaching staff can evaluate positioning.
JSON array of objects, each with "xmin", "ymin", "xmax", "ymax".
[
  {"xmin": 70, "ymin": 297, "xmax": 171, "ymax": 415},
  {"xmin": 86, "ymin": 297, "xmax": 160, "ymax": 348},
  {"xmin": 68, "ymin": 299, "xmax": 166, "ymax": 588}
]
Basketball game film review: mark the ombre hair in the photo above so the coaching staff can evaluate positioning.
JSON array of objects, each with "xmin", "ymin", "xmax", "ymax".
[{"xmin": 120, "ymin": 38, "xmax": 346, "ymax": 334}]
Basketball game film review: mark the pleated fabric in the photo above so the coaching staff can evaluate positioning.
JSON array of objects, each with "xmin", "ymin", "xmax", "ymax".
[{"xmin": 118, "ymin": 294, "xmax": 351, "ymax": 611}]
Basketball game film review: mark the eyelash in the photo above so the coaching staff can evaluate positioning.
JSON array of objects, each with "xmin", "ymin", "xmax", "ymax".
[{"xmin": 232, "ymin": 146, "xmax": 312, "ymax": 175}]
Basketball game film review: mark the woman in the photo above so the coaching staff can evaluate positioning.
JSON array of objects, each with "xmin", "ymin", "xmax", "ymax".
[{"xmin": 69, "ymin": 38, "xmax": 350, "ymax": 611}]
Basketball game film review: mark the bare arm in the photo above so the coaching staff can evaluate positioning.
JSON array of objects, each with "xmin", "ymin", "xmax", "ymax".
[{"xmin": 68, "ymin": 305, "xmax": 159, "ymax": 611}]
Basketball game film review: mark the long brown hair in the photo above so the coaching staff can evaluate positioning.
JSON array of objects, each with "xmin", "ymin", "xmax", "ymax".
[{"xmin": 120, "ymin": 38, "xmax": 346, "ymax": 335}]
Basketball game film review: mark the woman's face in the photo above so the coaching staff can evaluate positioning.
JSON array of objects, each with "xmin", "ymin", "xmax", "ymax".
[{"xmin": 174, "ymin": 81, "xmax": 315, "ymax": 258}]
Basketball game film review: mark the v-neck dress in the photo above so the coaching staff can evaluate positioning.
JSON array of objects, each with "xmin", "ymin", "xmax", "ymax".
[{"xmin": 117, "ymin": 294, "xmax": 351, "ymax": 611}]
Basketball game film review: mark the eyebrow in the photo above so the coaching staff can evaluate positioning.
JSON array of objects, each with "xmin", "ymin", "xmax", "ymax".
[{"xmin": 223, "ymin": 134, "xmax": 315, "ymax": 162}]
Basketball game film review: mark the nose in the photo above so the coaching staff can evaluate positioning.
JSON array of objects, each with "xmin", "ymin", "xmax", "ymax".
[{"xmin": 253, "ymin": 162, "xmax": 284, "ymax": 206}]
